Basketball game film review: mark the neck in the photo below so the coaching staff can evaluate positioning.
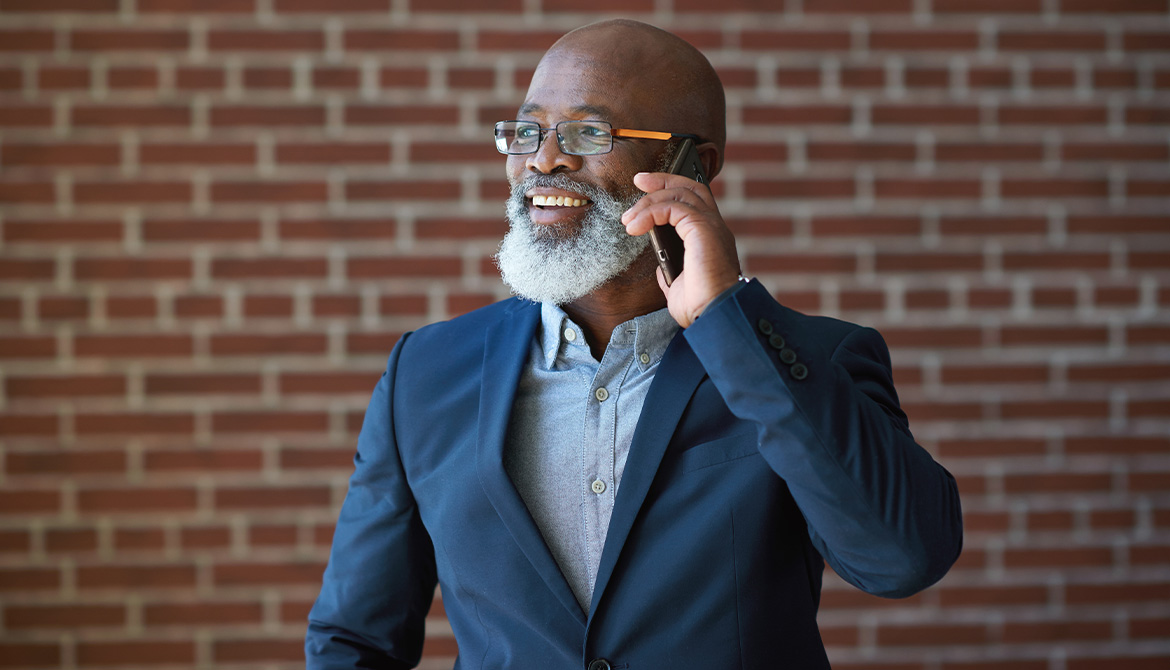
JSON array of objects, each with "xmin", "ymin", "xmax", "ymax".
[{"xmin": 561, "ymin": 251, "xmax": 665, "ymax": 361}]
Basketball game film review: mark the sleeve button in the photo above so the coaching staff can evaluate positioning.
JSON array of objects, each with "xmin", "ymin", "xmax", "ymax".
[
  {"xmin": 791, "ymin": 363, "xmax": 808, "ymax": 380},
  {"xmin": 757, "ymin": 318, "xmax": 773, "ymax": 335},
  {"xmin": 769, "ymin": 333, "xmax": 786, "ymax": 350},
  {"xmin": 779, "ymin": 348, "xmax": 797, "ymax": 364}
]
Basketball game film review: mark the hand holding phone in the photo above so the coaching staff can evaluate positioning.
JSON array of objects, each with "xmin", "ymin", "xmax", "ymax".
[{"xmin": 647, "ymin": 138, "xmax": 708, "ymax": 286}]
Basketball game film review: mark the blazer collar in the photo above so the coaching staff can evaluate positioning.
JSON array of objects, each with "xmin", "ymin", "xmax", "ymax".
[{"xmin": 475, "ymin": 299, "xmax": 588, "ymax": 627}]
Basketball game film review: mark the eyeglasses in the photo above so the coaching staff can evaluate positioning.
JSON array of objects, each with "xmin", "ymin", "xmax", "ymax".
[{"xmin": 494, "ymin": 120, "xmax": 697, "ymax": 156}]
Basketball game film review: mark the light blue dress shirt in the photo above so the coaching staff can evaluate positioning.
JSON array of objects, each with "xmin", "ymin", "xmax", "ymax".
[{"xmin": 503, "ymin": 302, "xmax": 679, "ymax": 612}]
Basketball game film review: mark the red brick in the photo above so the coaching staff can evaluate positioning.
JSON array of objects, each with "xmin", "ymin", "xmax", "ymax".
[
  {"xmin": 242, "ymin": 66, "xmax": 292, "ymax": 89},
  {"xmin": 999, "ymin": 31, "xmax": 1107, "ymax": 51},
  {"xmin": 313, "ymin": 294, "xmax": 362, "ymax": 317},
  {"xmin": 240, "ymin": 294, "xmax": 291, "ymax": 318},
  {"xmin": 1004, "ymin": 546, "xmax": 1114, "ymax": 569},
  {"xmin": 142, "ymin": 218, "xmax": 260, "ymax": 241},
  {"xmin": 313, "ymin": 66, "xmax": 361, "ymax": 89},
  {"xmin": 1067, "ymin": 582, "xmax": 1170, "ymax": 605},
  {"xmin": 872, "ymin": 104, "xmax": 980, "ymax": 125},
  {"xmin": 941, "ymin": 364, "xmax": 1047, "ymax": 385},
  {"xmin": 743, "ymin": 178, "xmax": 854, "ymax": 199},
  {"xmin": 939, "ymin": 584, "xmax": 1047, "ymax": 607},
  {"xmin": 73, "ymin": 181, "xmax": 191, "ymax": 204},
  {"xmin": 0, "ymin": 530, "xmax": 31, "ymax": 553},
  {"xmin": 871, "ymin": 31, "xmax": 979, "ymax": 51},
  {"xmin": 0, "ymin": 643, "xmax": 59, "ymax": 667},
  {"xmin": 208, "ymin": 30, "xmax": 324, "ymax": 51},
  {"xmin": 38, "ymin": 296, "xmax": 89, "ymax": 320},
  {"xmin": 281, "ymin": 372, "xmax": 379, "ymax": 394},
  {"xmin": 46, "ymin": 528, "xmax": 98, "ymax": 553},
  {"xmin": 1001, "ymin": 251, "xmax": 1110, "ymax": 271},
  {"xmin": 213, "ymin": 561, "xmax": 326, "ymax": 586},
  {"xmin": 478, "ymin": 30, "xmax": 574, "ymax": 52},
  {"xmin": 0, "ymin": 67, "xmax": 22, "ymax": 89},
  {"xmin": 144, "ymin": 448, "xmax": 264, "ymax": 473},
  {"xmin": 1125, "ymin": 32, "xmax": 1170, "ymax": 51},
  {"xmin": 71, "ymin": 28, "xmax": 184, "ymax": 50},
  {"xmin": 6, "ymin": 603, "xmax": 125, "ymax": 629},
  {"xmin": 903, "ymin": 67, "xmax": 949, "ymax": 88},
  {"xmin": 3, "ymin": 143, "xmax": 121, "ymax": 167},
  {"xmin": 74, "ymin": 334, "xmax": 193, "ymax": 358},
  {"xmin": 210, "ymin": 105, "xmax": 325, "ymax": 127},
  {"xmin": 881, "ymin": 326, "xmax": 983, "ymax": 349},
  {"xmin": 381, "ymin": 67, "xmax": 428, "ymax": 88},
  {"xmin": 0, "ymin": 181, "xmax": 55, "ymax": 203},
  {"xmin": 346, "ymin": 104, "xmax": 460, "ymax": 125},
  {"xmin": 6, "ymin": 450, "xmax": 125, "ymax": 476},
  {"xmin": 140, "ymin": 142, "xmax": 255, "ymax": 165},
  {"xmin": 1001, "ymin": 327, "xmax": 1110, "ymax": 348},
  {"xmin": 741, "ymin": 105, "xmax": 852, "ymax": 125},
  {"xmin": 211, "ymin": 412, "xmax": 329, "ymax": 433},
  {"xmin": 936, "ymin": 143, "xmax": 1044, "ymax": 162},
  {"xmin": 279, "ymin": 218, "xmax": 397, "ymax": 240},
  {"xmin": 877, "ymin": 623, "xmax": 987, "ymax": 646},
  {"xmin": 1068, "ymin": 215, "xmax": 1168, "ymax": 234},
  {"xmin": 807, "ymin": 142, "xmax": 915, "ymax": 162},
  {"xmin": 0, "ymin": 258, "xmax": 55, "ymax": 280},
  {"xmin": 1005, "ymin": 471, "xmax": 1113, "ymax": 494},
  {"xmin": 3, "ymin": 0, "xmax": 116, "ymax": 9},
  {"xmin": 114, "ymin": 528, "xmax": 166, "ymax": 551},
  {"xmin": 0, "ymin": 490, "xmax": 61, "ymax": 514},
  {"xmin": 381, "ymin": 295, "xmax": 429, "ymax": 315},
  {"xmin": 0, "ymin": 336, "xmax": 57, "ymax": 358},
  {"xmin": 73, "ymin": 104, "xmax": 189, "ymax": 127},
  {"xmin": 1065, "ymin": 436, "xmax": 1168, "ymax": 455},
  {"xmin": 108, "ymin": 66, "xmax": 158, "ymax": 89},
  {"xmin": 345, "ymin": 29, "xmax": 461, "ymax": 51},
  {"xmin": 76, "ymin": 641, "xmax": 195, "ymax": 666},
  {"xmin": 174, "ymin": 295, "xmax": 224, "ymax": 318},
  {"xmin": 144, "ymin": 602, "xmax": 263, "ymax": 626},
  {"xmin": 250, "ymin": 524, "xmax": 298, "ymax": 546},
  {"xmin": 209, "ymin": 333, "xmax": 328, "ymax": 356},
  {"xmin": 0, "ymin": 29, "xmax": 55, "ymax": 52},
  {"xmin": 74, "ymin": 412, "xmax": 194, "ymax": 435},
  {"xmin": 211, "ymin": 257, "xmax": 326, "ymax": 281},
  {"xmin": 1063, "ymin": 0, "xmax": 1167, "ymax": 12},
  {"xmin": 78, "ymin": 487, "xmax": 198, "ymax": 512},
  {"xmin": 180, "ymin": 526, "xmax": 231, "ymax": 549},
  {"xmin": 211, "ymin": 181, "xmax": 328, "ymax": 203},
  {"xmin": 0, "ymin": 105, "xmax": 53, "ymax": 128},
  {"xmin": 348, "ymin": 256, "xmax": 462, "ymax": 278},
  {"xmin": 176, "ymin": 66, "xmax": 225, "ymax": 90},
  {"xmin": 74, "ymin": 258, "xmax": 191, "ymax": 281},
  {"xmin": 1030, "ymin": 68, "xmax": 1076, "ymax": 88},
  {"xmin": 1068, "ymin": 363, "xmax": 1170, "ymax": 383},
  {"xmin": 1064, "ymin": 142, "xmax": 1168, "ymax": 162},
  {"xmin": 0, "ymin": 568, "xmax": 60, "ymax": 592},
  {"xmin": 999, "ymin": 106, "xmax": 1108, "ymax": 126},
  {"xmin": 277, "ymin": 141, "xmax": 391, "ymax": 164},
  {"xmin": 347, "ymin": 332, "xmax": 403, "ymax": 355},
  {"xmin": 875, "ymin": 252, "xmax": 983, "ymax": 272},
  {"xmin": 138, "ymin": 0, "xmax": 253, "ymax": 11}
]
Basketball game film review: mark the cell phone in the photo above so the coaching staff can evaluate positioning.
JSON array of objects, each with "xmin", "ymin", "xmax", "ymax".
[{"xmin": 648, "ymin": 138, "xmax": 707, "ymax": 286}]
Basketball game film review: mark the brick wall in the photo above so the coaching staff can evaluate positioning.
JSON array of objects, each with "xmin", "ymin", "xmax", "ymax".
[{"xmin": 1, "ymin": 1, "xmax": 1168, "ymax": 669}]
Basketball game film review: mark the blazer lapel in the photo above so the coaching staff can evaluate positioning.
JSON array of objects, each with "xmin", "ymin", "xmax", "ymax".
[
  {"xmin": 475, "ymin": 300, "xmax": 588, "ymax": 627},
  {"xmin": 588, "ymin": 332, "xmax": 707, "ymax": 614}
]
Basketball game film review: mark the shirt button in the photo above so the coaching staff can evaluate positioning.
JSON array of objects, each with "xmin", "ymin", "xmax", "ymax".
[
  {"xmin": 594, "ymin": 387, "xmax": 609, "ymax": 402},
  {"xmin": 591, "ymin": 479, "xmax": 606, "ymax": 494},
  {"xmin": 564, "ymin": 328, "xmax": 577, "ymax": 342},
  {"xmin": 639, "ymin": 352, "xmax": 651, "ymax": 365}
]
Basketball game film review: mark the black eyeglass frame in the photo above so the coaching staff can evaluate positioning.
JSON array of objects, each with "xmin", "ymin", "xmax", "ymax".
[{"xmin": 494, "ymin": 120, "xmax": 699, "ymax": 156}]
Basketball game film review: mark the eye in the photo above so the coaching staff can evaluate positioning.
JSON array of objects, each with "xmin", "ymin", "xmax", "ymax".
[{"xmin": 516, "ymin": 125, "xmax": 540, "ymax": 140}]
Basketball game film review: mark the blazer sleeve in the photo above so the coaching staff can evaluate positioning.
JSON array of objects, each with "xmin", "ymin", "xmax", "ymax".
[
  {"xmin": 683, "ymin": 280, "xmax": 963, "ymax": 598},
  {"xmin": 306, "ymin": 333, "xmax": 438, "ymax": 669}
]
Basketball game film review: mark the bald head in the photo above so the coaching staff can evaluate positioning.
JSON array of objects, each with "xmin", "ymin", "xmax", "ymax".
[{"xmin": 534, "ymin": 20, "xmax": 727, "ymax": 173}]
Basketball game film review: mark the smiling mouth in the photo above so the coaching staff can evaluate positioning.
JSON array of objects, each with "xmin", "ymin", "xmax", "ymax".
[{"xmin": 531, "ymin": 195, "xmax": 591, "ymax": 208}]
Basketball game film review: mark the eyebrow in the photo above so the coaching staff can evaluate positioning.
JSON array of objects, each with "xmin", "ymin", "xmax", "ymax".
[{"xmin": 516, "ymin": 103, "xmax": 617, "ymax": 121}]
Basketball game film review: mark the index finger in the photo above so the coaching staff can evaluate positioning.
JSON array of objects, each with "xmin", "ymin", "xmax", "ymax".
[{"xmin": 632, "ymin": 171, "xmax": 714, "ymax": 202}]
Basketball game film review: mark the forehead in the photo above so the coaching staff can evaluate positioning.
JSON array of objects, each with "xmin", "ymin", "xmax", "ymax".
[{"xmin": 520, "ymin": 49, "xmax": 662, "ymax": 127}]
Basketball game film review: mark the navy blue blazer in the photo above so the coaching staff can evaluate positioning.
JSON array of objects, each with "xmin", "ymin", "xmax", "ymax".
[{"xmin": 306, "ymin": 280, "xmax": 963, "ymax": 669}]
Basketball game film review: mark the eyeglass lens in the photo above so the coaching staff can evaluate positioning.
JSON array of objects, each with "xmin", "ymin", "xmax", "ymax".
[{"xmin": 494, "ymin": 121, "xmax": 613, "ymax": 156}]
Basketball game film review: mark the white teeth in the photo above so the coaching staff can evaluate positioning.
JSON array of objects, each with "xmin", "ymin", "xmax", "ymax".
[{"xmin": 532, "ymin": 195, "xmax": 588, "ymax": 207}]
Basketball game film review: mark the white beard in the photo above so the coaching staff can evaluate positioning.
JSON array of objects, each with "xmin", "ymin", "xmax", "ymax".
[{"xmin": 495, "ymin": 173, "xmax": 649, "ymax": 306}]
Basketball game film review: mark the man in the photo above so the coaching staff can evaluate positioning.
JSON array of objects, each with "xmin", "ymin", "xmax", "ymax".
[{"xmin": 306, "ymin": 19, "xmax": 962, "ymax": 670}]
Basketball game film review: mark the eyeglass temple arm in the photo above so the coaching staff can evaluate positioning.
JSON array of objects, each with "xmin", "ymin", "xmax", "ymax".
[{"xmin": 610, "ymin": 129, "xmax": 699, "ymax": 141}]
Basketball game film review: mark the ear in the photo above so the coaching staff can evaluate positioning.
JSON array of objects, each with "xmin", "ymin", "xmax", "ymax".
[{"xmin": 695, "ymin": 142, "xmax": 722, "ymax": 181}]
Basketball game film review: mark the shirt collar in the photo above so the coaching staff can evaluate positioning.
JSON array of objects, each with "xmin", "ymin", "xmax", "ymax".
[{"xmin": 538, "ymin": 302, "xmax": 678, "ymax": 372}]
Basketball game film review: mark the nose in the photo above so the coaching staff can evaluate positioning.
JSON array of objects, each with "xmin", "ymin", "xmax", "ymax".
[{"xmin": 525, "ymin": 128, "xmax": 582, "ymax": 175}]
